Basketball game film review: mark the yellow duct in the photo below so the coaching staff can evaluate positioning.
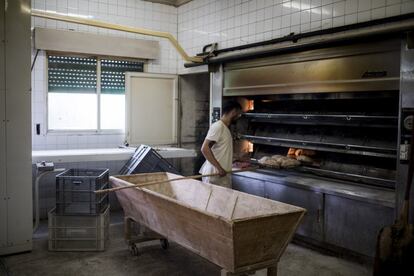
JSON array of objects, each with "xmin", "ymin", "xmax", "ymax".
[{"xmin": 31, "ymin": 9, "xmax": 203, "ymax": 63}]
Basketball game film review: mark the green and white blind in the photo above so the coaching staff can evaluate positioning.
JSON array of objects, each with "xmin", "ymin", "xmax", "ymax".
[
  {"xmin": 101, "ymin": 59, "xmax": 144, "ymax": 94},
  {"xmin": 48, "ymin": 55, "xmax": 144, "ymax": 94},
  {"xmin": 48, "ymin": 55, "xmax": 97, "ymax": 93}
]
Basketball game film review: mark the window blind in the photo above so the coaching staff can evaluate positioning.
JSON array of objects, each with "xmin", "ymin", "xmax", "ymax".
[
  {"xmin": 100, "ymin": 59, "xmax": 144, "ymax": 94},
  {"xmin": 48, "ymin": 55, "xmax": 97, "ymax": 93}
]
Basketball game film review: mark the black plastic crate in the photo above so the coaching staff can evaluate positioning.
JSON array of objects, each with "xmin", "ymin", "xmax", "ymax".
[
  {"xmin": 119, "ymin": 145, "xmax": 179, "ymax": 175},
  {"xmin": 56, "ymin": 168, "xmax": 109, "ymax": 215}
]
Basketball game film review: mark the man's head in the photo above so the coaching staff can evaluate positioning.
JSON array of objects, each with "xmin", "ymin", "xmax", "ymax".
[{"xmin": 222, "ymin": 101, "xmax": 242, "ymax": 123}]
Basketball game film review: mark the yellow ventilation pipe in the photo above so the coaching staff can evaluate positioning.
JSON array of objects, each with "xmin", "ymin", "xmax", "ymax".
[{"xmin": 31, "ymin": 9, "xmax": 203, "ymax": 63}]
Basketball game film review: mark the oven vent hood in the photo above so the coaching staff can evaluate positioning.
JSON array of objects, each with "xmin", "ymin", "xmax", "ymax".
[{"xmin": 223, "ymin": 39, "xmax": 401, "ymax": 96}]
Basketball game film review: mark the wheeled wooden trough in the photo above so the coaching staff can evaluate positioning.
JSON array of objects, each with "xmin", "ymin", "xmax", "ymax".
[{"xmin": 110, "ymin": 172, "xmax": 306, "ymax": 275}]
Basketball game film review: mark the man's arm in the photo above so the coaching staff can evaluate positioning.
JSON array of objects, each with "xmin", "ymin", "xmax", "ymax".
[{"xmin": 201, "ymin": 139, "xmax": 227, "ymax": 177}]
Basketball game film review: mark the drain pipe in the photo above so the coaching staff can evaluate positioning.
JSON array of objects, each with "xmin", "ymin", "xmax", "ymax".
[{"xmin": 33, "ymin": 167, "xmax": 65, "ymax": 233}]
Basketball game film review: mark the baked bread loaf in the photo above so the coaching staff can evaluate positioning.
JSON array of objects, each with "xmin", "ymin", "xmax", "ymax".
[
  {"xmin": 280, "ymin": 157, "xmax": 301, "ymax": 168},
  {"xmin": 296, "ymin": 155, "xmax": 314, "ymax": 164}
]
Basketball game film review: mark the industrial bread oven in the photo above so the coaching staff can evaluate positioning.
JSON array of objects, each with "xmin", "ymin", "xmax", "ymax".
[{"xmin": 209, "ymin": 35, "xmax": 414, "ymax": 260}]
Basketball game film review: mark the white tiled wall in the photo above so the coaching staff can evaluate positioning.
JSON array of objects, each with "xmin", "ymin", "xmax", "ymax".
[
  {"xmin": 31, "ymin": 0, "xmax": 179, "ymax": 150},
  {"xmin": 177, "ymin": 0, "xmax": 414, "ymax": 72},
  {"xmin": 32, "ymin": 0, "xmax": 414, "ymax": 149}
]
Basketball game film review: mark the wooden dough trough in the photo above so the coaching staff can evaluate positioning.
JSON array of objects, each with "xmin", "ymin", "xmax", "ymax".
[{"xmin": 110, "ymin": 172, "xmax": 306, "ymax": 274}]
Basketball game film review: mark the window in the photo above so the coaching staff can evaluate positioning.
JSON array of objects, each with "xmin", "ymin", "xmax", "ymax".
[{"xmin": 47, "ymin": 55, "xmax": 143, "ymax": 132}]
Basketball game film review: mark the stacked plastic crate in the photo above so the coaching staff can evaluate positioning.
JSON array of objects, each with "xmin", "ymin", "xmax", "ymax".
[{"xmin": 48, "ymin": 168, "xmax": 110, "ymax": 251}]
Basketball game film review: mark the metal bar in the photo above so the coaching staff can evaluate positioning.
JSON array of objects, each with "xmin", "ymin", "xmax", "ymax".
[
  {"xmin": 250, "ymin": 162, "xmax": 395, "ymax": 189},
  {"xmin": 30, "ymin": 9, "xmax": 203, "ymax": 63},
  {"xmin": 296, "ymin": 166, "xmax": 395, "ymax": 188},
  {"xmin": 244, "ymin": 113, "xmax": 398, "ymax": 120},
  {"xmin": 224, "ymin": 77, "xmax": 401, "ymax": 91},
  {"xmin": 96, "ymin": 58, "xmax": 101, "ymax": 131},
  {"xmin": 242, "ymin": 134, "xmax": 397, "ymax": 158},
  {"xmin": 243, "ymin": 113, "xmax": 398, "ymax": 128}
]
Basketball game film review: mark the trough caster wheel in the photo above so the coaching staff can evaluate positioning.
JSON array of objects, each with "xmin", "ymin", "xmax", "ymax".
[
  {"xmin": 160, "ymin": 239, "xmax": 169, "ymax": 250},
  {"xmin": 129, "ymin": 244, "xmax": 139, "ymax": 256}
]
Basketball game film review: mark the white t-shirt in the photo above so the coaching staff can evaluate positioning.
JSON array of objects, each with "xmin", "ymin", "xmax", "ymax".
[{"xmin": 199, "ymin": 120, "xmax": 233, "ymax": 175}]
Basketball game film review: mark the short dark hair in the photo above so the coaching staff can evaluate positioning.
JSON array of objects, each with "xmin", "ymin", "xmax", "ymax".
[{"xmin": 222, "ymin": 101, "xmax": 242, "ymax": 114}]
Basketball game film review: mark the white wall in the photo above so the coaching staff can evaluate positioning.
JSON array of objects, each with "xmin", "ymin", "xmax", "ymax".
[
  {"xmin": 31, "ymin": 0, "xmax": 179, "ymax": 150},
  {"xmin": 177, "ymin": 0, "xmax": 414, "ymax": 73}
]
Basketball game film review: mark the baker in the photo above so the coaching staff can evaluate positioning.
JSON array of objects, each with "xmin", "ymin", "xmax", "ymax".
[{"xmin": 200, "ymin": 101, "xmax": 242, "ymax": 188}]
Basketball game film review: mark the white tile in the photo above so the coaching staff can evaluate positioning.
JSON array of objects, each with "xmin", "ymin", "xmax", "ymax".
[
  {"xmin": 386, "ymin": 0, "xmax": 401, "ymax": 5},
  {"xmin": 248, "ymin": 11, "xmax": 257, "ymax": 24},
  {"xmin": 291, "ymin": 0, "xmax": 302, "ymax": 11},
  {"xmin": 333, "ymin": 1, "xmax": 345, "ymax": 16},
  {"xmin": 280, "ymin": 27, "xmax": 291, "ymax": 36},
  {"xmin": 257, "ymin": 8, "xmax": 265, "ymax": 20},
  {"xmin": 345, "ymin": 0, "xmax": 358, "ymax": 14},
  {"xmin": 265, "ymin": 6, "xmax": 273, "ymax": 19},
  {"xmin": 34, "ymin": 0, "xmax": 46, "ymax": 9},
  {"xmin": 67, "ymin": 0, "xmax": 78, "ymax": 10},
  {"xmin": 332, "ymin": 15, "xmax": 345, "ymax": 26},
  {"xmin": 321, "ymin": 4, "xmax": 333, "ymax": 19},
  {"xmin": 257, "ymin": 21, "xmax": 264, "ymax": 33},
  {"xmin": 264, "ymin": 18, "xmax": 273, "ymax": 31},
  {"xmin": 249, "ymin": 0, "xmax": 257, "ymax": 11},
  {"xmin": 371, "ymin": 7, "xmax": 386, "ymax": 19},
  {"xmin": 401, "ymin": 1, "xmax": 414, "ymax": 14},
  {"xmin": 372, "ymin": 0, "xmax": 386, "ymax": 9},
  {"xmin": 67, "ymin": 135, "xmax": 79, "ymax": 146},
  {"xmin": 45, "ymin": 135, "xmax": 57, "ymax": 145},
  {"xmin": 386, "ymin": 4, "xmax": 401, "ymax": 16},
  {"xmin": 311, "ymin": 0, "xmax": 322, "ymax": 7},
  {"xmin": 282, "ymin": 1, "xmax": 292, "ymax": 14},
  {"xmin": 300, "ymin": 22, "xmax": 311, "ymax": 32},
  {"xmin": 291, "ymin": 24, "xmax": 300, "ymax": 34},
  {"xmin": 321, "ymin": 18, "xmax": 332, "ymax": 28},
  {"xmin": 310, "ymin": 20, "xmax": 322, "ymax": 30},
  {"xmin": 357, "ymin": 10, "xmax": 371, "ymax": 22},
  {"xmin": 358, "ymin": 0, "xmax": 371, "ymax": 11},
  {"xmin": 311, "ymin": 7, "xmax": 322, "ymax": 21},
  {"xmin": 98, "ymin": 2, "xmax": 108, "ymax": 14},
  {"xmin": 272, "ymin": 16, "xmax": 282, "ymax": 29},
  {"xmin": 301, "ymin": 9, "xmax": 311, "ymax": 23},
  {"xmin": 265, "ymin": 0, "xmax": 274, "ymax": 7},
  {"xmin": 281, "ymin": 14, "xmax": 291, "ymax": 27},
  {"xmin": 89, "ymin": 1, "xmax": 98, "ymax": 12},
  {"xmin": 46, "ymin": 0, "xmax": 57, "ymax": 9},
  {"xmin": 56, "ymin": 135, "xmax": 68, "ymax": 145},
  {"xmin": 57, "ymin": 0, "xmax": 67, "ymax": 8},
  {"xmin": 345, "ymin": 13, "xmax": 358, "ymax": 25},
  {"xmin": 301, "ymin": 0, "xmax": 311, "ymax": 10},
  {"xmin": 292, "ymin": 12, "xmax": 301, "ymax": 25},
  {"xmin": 273, "ymin": 4, "xmax": 283, "ymax": 16}
]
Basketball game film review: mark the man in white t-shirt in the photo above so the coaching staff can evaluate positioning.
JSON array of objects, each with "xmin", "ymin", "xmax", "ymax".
[{"xmin": 199, "ymin": 101, "xmax": 242, "ymax": 188}]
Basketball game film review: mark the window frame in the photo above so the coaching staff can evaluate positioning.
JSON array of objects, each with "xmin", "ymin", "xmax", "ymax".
[{"xmin": 45, "ymin": 52, "xmax": 145, "ymax": 135}]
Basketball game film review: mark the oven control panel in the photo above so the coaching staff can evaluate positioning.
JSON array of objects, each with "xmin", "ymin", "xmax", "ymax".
[{"xmin": 400, "ymin": 109, "xmax": 414, "ymax": 163}]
